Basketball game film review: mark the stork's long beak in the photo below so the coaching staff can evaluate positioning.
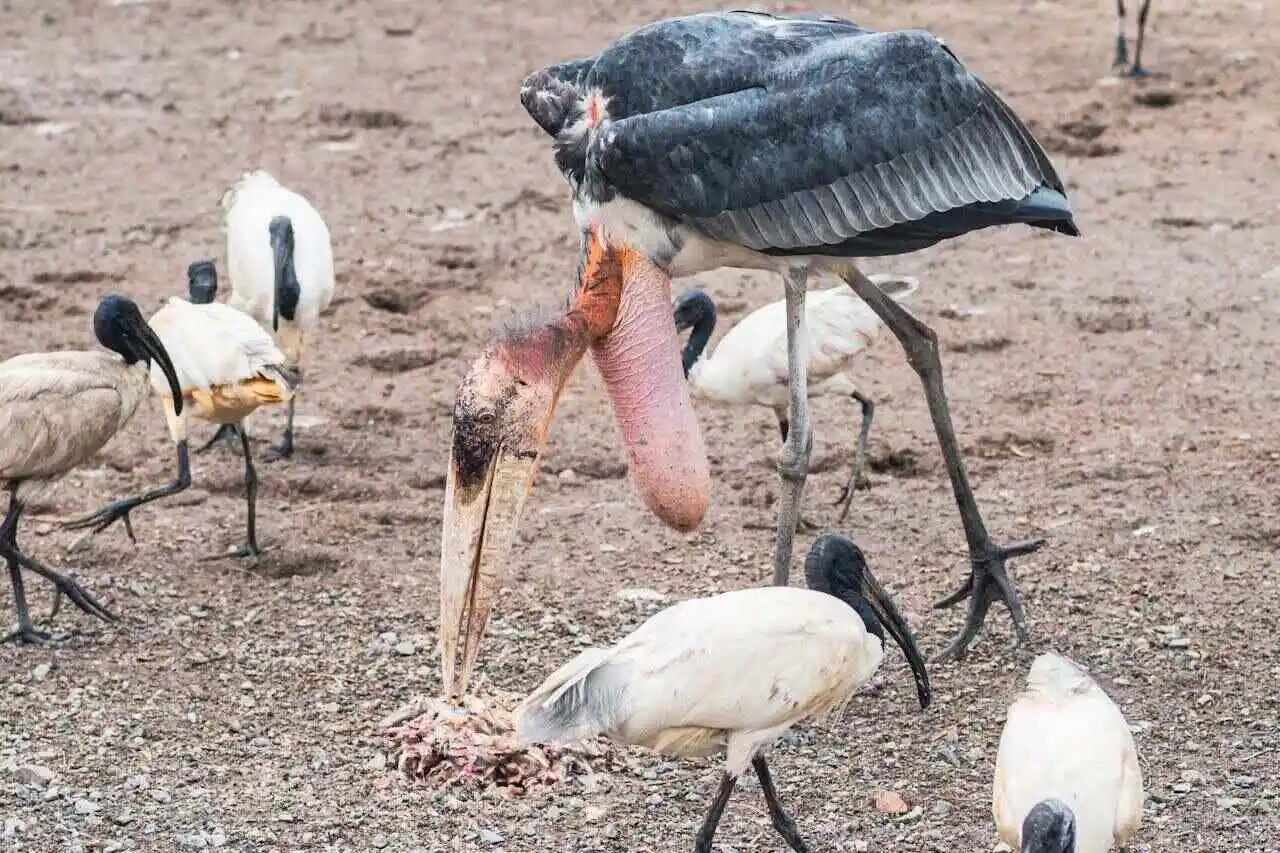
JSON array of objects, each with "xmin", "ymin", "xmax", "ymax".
[
  {"xmin": 439, "ymin": 437, "xmax": 541, "ymax": 698},
  {"xmin": 137, "ymin": 321, "xmax": 184, "ymax": 416},
  {"xmin": 859, "ymin": 566, "xmax": 932, "ymax": 709}
]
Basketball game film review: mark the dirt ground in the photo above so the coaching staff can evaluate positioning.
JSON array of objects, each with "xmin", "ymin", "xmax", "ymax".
[{"xmin": 2, "ymin": 0, "xmax": 1278, "ymax": 851}]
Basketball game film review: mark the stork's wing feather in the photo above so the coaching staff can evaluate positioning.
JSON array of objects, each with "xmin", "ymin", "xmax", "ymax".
[{"xmin": 593, "ymin": 28, "xmax": 1069, "ymax": 252}]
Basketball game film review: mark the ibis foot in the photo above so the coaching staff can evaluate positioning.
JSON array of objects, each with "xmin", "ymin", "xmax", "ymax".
[
  {"xmin": 933, "ymin": 538, "xmax": 1046, "ymax": 662},
  {"xmin": 265, "ymin": 437, "xmax": 294, "ymax": 461},
  {"xmin": 2, "ymin": 623, "xmax": 54, "ymax": 645},
  {"xmin": 201, "ymin": 544, "xmax": 268, "ymax": 567}
]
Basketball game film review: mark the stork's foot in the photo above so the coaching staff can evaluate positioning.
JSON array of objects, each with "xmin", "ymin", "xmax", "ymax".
[
  {"xmin": 1, "ymin": 620, "xmax": 53, "ymax": 645},
  {"xmin": 933, "ymin": 538, "xmax": 1046, "ymax": 661},
  {"xmin": 195, "ymin": 424, "xmax": 241, "ymax": 456}
]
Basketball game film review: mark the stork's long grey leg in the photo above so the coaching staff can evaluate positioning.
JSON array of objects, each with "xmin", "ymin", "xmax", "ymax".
[
  {"xmin": 838, "ymin": 267, "xmax": 1044, "ymax": 660},
  {"xmin": 834, "ymin": 390, "xmax": 876, "ymax": 524},
  {"xmin": 752, "ymin": 755, "xmax": 811, "ymax": 853},
  {"xmin": 772, "ymin": 265, "xmax": 813, "ymax": 586},
  {"xmin": 694, "ymin": 772, "xmax": 738, "ymax": 853}
]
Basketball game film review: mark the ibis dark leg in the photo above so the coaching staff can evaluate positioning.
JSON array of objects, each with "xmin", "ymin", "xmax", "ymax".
[
  {"xmin": 694, "ymin": 772, "xmax": 738, "ymax": 853},
  {"xmin": 840, "ymin": 267, "xmax": 1044, "ymax": 660},
  {"xmin": 1114, "ymin": 0, "xmax": 1129, "ymax": 68},
  {"xmin": 752, "ymin": 755, "xmax": 811, "ymax": 853},
  {"xmin": 62, "ymin": 441, "xmax": 192, "ymax": 540},
  {"xmin": 834, "ymin": 390, "xmax": 876, "ymax": 524},
  {"xmin": 195, "ymin": 423, "xmax": 239, "ymax": 456},
  {"xmin": 3, "ymin": 493, "xmax": 114, "ymax": 644},
  {"xmin": 772, "ymin": 266, "xmax": 814, "ymax": 585},
  {"xmin": 268, "ymin": 395, "xmax": 296, "ymax": 460},
  {"xmin": 1129, "ymin": 0, "xmax": 1153, "ymax": 77}
]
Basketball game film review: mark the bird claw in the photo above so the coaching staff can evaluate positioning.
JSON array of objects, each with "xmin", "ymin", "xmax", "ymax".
[
  {"xmin": 61, "ymin": 499, "xmax": 139, "ymax": 543},
  {"xmin": 932, "ymin": 537, "xmax": 1046, "ymax": 662},
  {"xmin": 1, "ymin": 623, "xmax": 54, "ymax": 645},
  {"xmin": 195, "ymin": 424, "xmax": 241, "ymax": 456}
]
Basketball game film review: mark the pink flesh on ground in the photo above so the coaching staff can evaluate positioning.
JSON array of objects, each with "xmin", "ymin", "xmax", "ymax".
[{"xmin": 589, "ymin": 260, "xmax": 710, "ymax": 532}]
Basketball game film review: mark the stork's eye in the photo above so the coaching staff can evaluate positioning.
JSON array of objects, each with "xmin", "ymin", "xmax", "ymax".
[{"xmin": 475, "ymin": 410, "xmax": 496, "ymax": 425}]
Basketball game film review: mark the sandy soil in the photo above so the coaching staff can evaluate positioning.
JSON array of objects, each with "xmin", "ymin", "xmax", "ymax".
[{"xmin": 2, "ymin": 0, "xmax": 1278, "ymax": 851}]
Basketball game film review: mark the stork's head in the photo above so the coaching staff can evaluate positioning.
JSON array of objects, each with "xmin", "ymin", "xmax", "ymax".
[
  {"xmin": 187, "ymin": 259, "xmax": 218, "ymax": 305},
  {"xmin": 1019, "ymin": 799, "xmax": 1077, "ymax": 853}
]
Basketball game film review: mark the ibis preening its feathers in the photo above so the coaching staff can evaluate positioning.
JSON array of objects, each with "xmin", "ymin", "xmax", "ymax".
[
  {"xmin": 674, "ymin": 274, "xmax": 919, "ymax": 525},
  {"xmin": 200, "ymin": 170, "xmax": 334, "ymax": 458},
  {"xmin": 1114, "ymin": 1, "xmax": 1154, "ymax": 78},
  {"xmin": 68, "ymin": 262, "xmax": 300, "ymax": 561},
  {"xmin": 441, "ymin": 9, "xmax": 1077, "ymax": 692},
  {"xmin": 2, "ymin": 295, "xmax": 184, "ymax": 643},
  {"xmin": 515, "ymin": 535, "xmax": 931, "ymax": 853},
  {"xmin": 993, "ymin": 652, "xmax": 1144, "ymax": 853}
]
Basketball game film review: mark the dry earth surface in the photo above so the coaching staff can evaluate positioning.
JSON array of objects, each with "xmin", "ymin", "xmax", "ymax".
[{"xmin": 2, "ymin": 0, "xmax": 1278, "ymax": 851}]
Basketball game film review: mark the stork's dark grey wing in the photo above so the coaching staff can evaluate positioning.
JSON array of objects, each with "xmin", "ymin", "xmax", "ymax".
[
  {"xmin": 521, "ymin": 57, "xmax": 597, "ymax": 139},
  {"xmin": 590, "ymin": 28, "xmax": 1077, "ymax": 254}
]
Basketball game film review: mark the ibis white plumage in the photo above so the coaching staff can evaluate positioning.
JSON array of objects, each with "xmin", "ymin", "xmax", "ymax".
[
  {"xmin": 514, "ymin": 535, "xmax": 932, "ymax": 853},
  {"xmin": 992, "ymin": 651, "xmax": 1144, "ymax": 853},
  {"xmin": 201, "ymin": 169, "xmax": 334, "ymax": 458},
  {"xmin": 2, "ymin": 295, "xmax": 185, "ymax": 643},
  {"xmin": 674, "ymin": 274, "xmax": 919, "ymax": 523},
  {"xmin": 70, "ymin": 261, "xmax": 299, "ymax": 560}
]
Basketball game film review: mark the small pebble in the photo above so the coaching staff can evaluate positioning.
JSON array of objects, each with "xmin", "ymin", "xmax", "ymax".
[
  {"xmin": 149, "ymin": 789, "xmax": 172, "ymax": 804},
  {"xmin": 73, "ymin": 799, "xmax": 100, "ymax": 815},
  {"xmin": 371, "ymin": 835, "xmax": 388, "ymax": 849},
  {"xmin": 394, "ymin": 640, "xmax": 416, "ymax": 656},
  {"xmin": 478, "ymin": 829, "xmax": 504, "ymax": 844}
]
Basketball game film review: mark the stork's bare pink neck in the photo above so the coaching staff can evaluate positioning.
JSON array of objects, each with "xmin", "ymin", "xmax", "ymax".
[{"xmin": 589, "ymin": 255, "xmax": 710, "ymax": 532}]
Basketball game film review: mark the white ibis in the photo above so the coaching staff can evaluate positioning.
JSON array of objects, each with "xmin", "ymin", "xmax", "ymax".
[
  {"xmin": 514, "ymin": 534, "xmax": 931, "ymax": 853},
  {"xmin": 68, "ymin": 261, "xmax": 299, "ymax": 561},
  {"xmin": 1115, "ymin": 1, "xmax": 1154, "ymax": 78},
  {"xmin": 993, "ymin": 652, "xmax": 1144, "ymax": 853},
  {"xmin": 439, "ymin": 10, "xmax": 1079, "ymax": 693},
  {"xmin": 200, "ymin": 170, "xmax": 334, "ymax": 459},
  {"xmin": 1, "ymin": 294, "xmax": 184, "ymax": 643},
  {"xmin": 674, "ymin": 273, "xmax": 919, "ymax": 524}
]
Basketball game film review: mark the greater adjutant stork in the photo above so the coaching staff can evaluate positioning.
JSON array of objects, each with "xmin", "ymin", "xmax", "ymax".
[{"xmin": 440, "ymin": 10, "xmax": 1078, "ymax": 693}]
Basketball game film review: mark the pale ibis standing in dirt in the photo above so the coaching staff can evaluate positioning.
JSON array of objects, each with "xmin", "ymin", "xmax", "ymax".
[
  {"xmin": 0, "ymin": 295, "xmax": 185, "ymax": 643},
  {"xmin": 674, "ymin": 273, "xmax": 919, "ymax": 525},
  {"xmin": 993, "ymin": 652, "xmax": 1144, "ymax": 853},
  {"xmin": 199, "ymin": 170, "xmax": 334, "ymax": 459},
  {"xmin": 68, "ymin": 261, "xmax": 300, "ymax": 561},
  {"xmin": 438, "ymin": 10, "xmax": 1078, "ymax": 694},
  {"xmin": 1115, "ymin": 1, "xmax": 1154, "ymax": 77},
  {"xmin": 514, "ymin": 535, "xmax": 931, "ymax": 853}
]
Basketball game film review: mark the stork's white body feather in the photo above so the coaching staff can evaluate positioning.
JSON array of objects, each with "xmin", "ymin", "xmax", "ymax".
[
  {"xmin": 0, "ymin": 350, "xmax": 151, "ymax": 502},
  {"xmin": 687, "ymin": 276, "xmax": 918, "ymax": 412},
  {"xmin": 221, "ymin": 170, "xmax": 334, "ymax": 362},
  {"xmin": 993, "ymin": 652, "xmax": 1144, "ymax": 853},
  {"xmin": 515, "ymin": 585, "xmax": 883, "ymax": 776},
  {"xmin": 145, "ymin": 297, "xmax": 298, "ymax": 434}
]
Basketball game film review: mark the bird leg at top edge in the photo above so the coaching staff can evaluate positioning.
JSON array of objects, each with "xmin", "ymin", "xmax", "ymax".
[
  {"xmin": 838, "ymin": 267, "xmax": 1046, "ymax": 661},
  {"xmin": 771, "ymin": 266, "xmax": 813, "ymax": 586},
  {"xmin": 752, "ymin": 755, "xmax": 812, "ymax": 853},
  {"xmin": 834, "ymin": 390, "xmax": 876, "ymax": 523}
]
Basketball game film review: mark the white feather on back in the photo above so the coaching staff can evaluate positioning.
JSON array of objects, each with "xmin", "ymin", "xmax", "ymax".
[
  {"xmin": 515, "ymin": 586, "xmax": 883, "ymax": 776},
  {"xmin": 146, "ymin": 298, "xmax": 292, "ymax": 395},
  {"xmin": 687, "ymin": 274, "xmax": 918, "ymax": 409},
  {"xmin": 993, "ymin": 652, "xmax": 1144, "ymax": 853},
  {"xmin": 221, "ymin": 170, "xmax": 335, "ymax": 328}
]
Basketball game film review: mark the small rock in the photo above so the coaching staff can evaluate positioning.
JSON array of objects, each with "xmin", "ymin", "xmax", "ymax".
[
  {"xmin": 1172, "ymin": 782, "xmax": 1192, "ymax": 794},
  {"xmin": 583, "ymin": 805, "xmax": 607, "ymax": 822},
  {"xmin": 603, "ymin": 823, "xmax": 619, "ymax": 839},
  {"xmin": 2, "ymin": 818, "xmax": 24, "ymax": 837},
  {"xmin": 1231, "ymin": 775, "xmax": 1257, "ymax": 788},
  {"xmin": 368, "ymin": 753, "xmax": 388, "ymax": 771},
  {"xmin": 73, "ymin": 799, "xmax": 100, "ymax": 815},
  {"xmin": 478, "ymin": 829, "xmax": 504, "ymax": 844},
  {"xmin": 124, "ymin": 775, "xmax": 148, "ymax": 791},
  {"xmin": 1217, "ymin": 797, "xmax": 1246, "ymax": 809},
  {"xmin": 931, "ymin": 799, "xmax": 954, "ymax": 818},
  {"xmin": 208, "ymin": 831, "xmax": 227, "ymax": 847},
  {"xmin": 1165, "ymin": 636, "xmax": 1191, "ymax": 649},
  {"xmin": 558, "ymin": 468, "xmax": 577, "ymax": 482},
  {"xmin": 178, "ymin": 833, "xmax": 209, "ymax": 850},
  {"xmin": 873, "ymin": 790, "xmax": 910, "ymax": 814},
  {"xmin": 1181, "ymin": 770, "xmax": 1206, "ymax": 785},
  {"xmin": 394, "ymin": 640, "xmax": 416, "ymax": 656},
  {"xmin": 149, "ymin": 789, "xmax": 172, "ymax": 804},
  {"xmin": 853, "ymin": 841, "xmax": 870, "ymax": 852},
  {"xmin": 614, "ymin": 587, "xmax": 666, "ymax": 603},
  {"xmin": 31, "ymin": 663, "xmax": 52, "ymax": 681},
  {"xmin": 371, "ymin": 835, "xmax": 388, "ymax": 849},
  {"xmin": 14, "ymin": 765, "xmax": 56, "ymax": 787},
  {"xmin": 111, "ymin": 810, "xmax": 135, "ymax": 826}
]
